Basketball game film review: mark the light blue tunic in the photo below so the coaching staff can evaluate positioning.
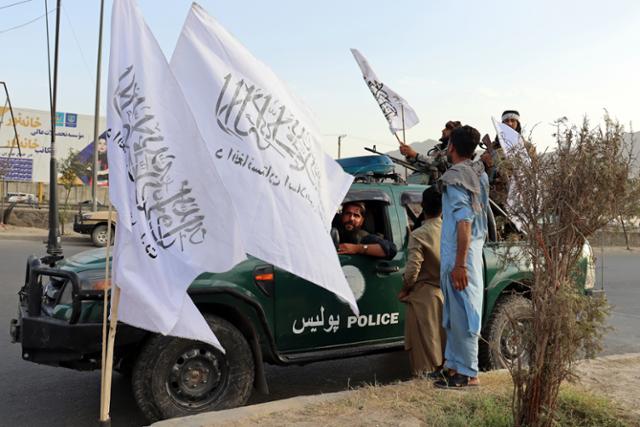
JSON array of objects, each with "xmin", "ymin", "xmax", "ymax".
[{"xmin": 440, "ymin": 173, "xmax": 489, "ymax": 377}]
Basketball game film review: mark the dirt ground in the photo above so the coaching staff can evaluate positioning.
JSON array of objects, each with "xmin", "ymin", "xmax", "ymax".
[
  {"xmin": 574, "ymin": 353, "xmax": 640, "ymax": 418},
  {"xmin": 236, "ymin": 354, "xmax": 640, "ymax": 427}
]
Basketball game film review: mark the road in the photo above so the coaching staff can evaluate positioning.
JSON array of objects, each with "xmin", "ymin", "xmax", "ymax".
[{"xmin": 0, "ymin": 237, "xmax": 638, "ymax": 426}]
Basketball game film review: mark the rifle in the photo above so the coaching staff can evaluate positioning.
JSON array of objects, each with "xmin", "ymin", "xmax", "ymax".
[{"xmin": 364, "ymin": 146, "xmax": 420, "ymax": 172}]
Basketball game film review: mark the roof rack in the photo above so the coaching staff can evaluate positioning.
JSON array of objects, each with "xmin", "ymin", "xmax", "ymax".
[{"xmin": 337, "ymin": 155, "xmax": 405, "ymax": 184}]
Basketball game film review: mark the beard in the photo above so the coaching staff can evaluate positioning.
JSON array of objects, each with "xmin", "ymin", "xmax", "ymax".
[{"xmin": 339, "ymin": 224, "xmax": 362, "ymax": 244}]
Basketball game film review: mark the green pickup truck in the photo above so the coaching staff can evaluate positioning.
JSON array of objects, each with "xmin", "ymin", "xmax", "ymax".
[{"xmin": 9, "ymin": 156, "xmax": 596, "ymax": 422}]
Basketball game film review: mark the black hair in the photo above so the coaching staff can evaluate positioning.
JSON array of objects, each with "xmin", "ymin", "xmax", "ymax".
[
  {"xmin": 439, "ymin": 120, "xmax": 462, "ymax": 143},
  {"xmin": 449, "ymin": 125, "xmax": 480, "ymax": 158},
  {"xmin": 342, "ymin": 201, "xmax": 366, "ymax": 215},
  {"xmin": 421, "ymin": 186, "xmax": 442, "ymax": 218},
  {"xmin": 445, "ymin": 120, "xmax": 462, "ymax": 130}
]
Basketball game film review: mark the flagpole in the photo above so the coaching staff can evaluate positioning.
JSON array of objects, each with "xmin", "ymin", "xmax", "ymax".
[
  {"xmin": 401, "ymin": 105, "xmax": 406, "ymax": 144},
  {"xmin": 100, "ymin": 285, "xmax": 121, "ymax": 426},
  {"xmin": 99, "ymin": 203, "xmax": 116, "ymax": 426}
]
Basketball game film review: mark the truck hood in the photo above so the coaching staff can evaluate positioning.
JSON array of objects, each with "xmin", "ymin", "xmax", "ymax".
[
  {"xmin": 59, "ymin": 248, "xmax": 262, "ymax": 278},
  {"xmin": 62, "ymin": 248, "xmax": 110, "ymax": 271}
]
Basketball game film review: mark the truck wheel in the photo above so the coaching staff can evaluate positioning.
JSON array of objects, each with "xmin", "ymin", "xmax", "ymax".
[
  {"xmin": 131, "ymin": 314, "xmax": 255, "ymax": 423},
  {"xmin": 91, "ymin": 225, "xmax": 112, "ymax": 247},
  {"xmin": 480, "ymin": 294, "xmax": 532, "ymax": 370}
]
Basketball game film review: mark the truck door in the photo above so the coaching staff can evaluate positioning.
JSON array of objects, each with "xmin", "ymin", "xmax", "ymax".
[{"xmin": 273, "ymin": 191, "xmax": 405, "ymax": 353}]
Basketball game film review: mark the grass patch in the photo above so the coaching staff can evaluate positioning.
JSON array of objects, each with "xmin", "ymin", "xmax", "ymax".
[
  {"xmin": 250, "ymin": 370, "xmax": 638, "ymax": 427},
  {"xmin": 556, "ymin": 386, "xmax": 631, "ymax": 427}
]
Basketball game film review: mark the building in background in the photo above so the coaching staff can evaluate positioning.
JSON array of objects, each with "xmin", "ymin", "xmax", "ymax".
[{"xmin": 0, "ymin": 106, "xmax": 106, "ymax": 184}]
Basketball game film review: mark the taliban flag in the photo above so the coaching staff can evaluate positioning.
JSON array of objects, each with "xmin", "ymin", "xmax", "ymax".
[
  {"xmin": 350, "ymin": 48, "xmax": 419, "ymax": 134},
  {"xmin": 170, "ymin": 3, "xmax": 358, "ymax": 314},
  {"xmin": 492, "ymin": 117, "xmax": 525, "ymax": 154},
  {"xmin": 106, "ymin": 0, "xmax": 246, "ymax": 349},
  {"xmin": 491, "ymin": 117, "xmax": 526, "ymax": 231}
]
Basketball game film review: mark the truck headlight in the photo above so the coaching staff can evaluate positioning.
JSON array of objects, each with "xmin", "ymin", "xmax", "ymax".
[
  {"xmin": 582, "ymin": 242, "xmax": 595, "ymax": 290},
  {"xmin": 77, "ymin": 270, "xmax": 110, "ymax": 291}
]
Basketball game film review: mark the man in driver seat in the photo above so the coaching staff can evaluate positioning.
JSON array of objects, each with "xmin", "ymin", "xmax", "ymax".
[{"xmin": 337, "ymin": 202, "xmax": 397, "ymax": 260}]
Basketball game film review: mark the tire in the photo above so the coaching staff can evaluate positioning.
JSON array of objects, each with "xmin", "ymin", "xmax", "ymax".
[
  {"xmin": 480, "ymin": 294, "xmax": 533, "ymax": 370},
  {"xmin": 91, "ymin": 224, "xmax": 112, "ymax": 247},
  {"xmin": 131, "ymin": 314, "xmax": 255, "ymax": 423}
]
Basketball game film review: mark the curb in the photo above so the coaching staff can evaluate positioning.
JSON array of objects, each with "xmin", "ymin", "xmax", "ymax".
[
  {"xmin": 152, "ymin": 390, "xmax": 352, "ymax": 427},
  {"xmin": 0, "ymin": 232, "xmax": 89, "ymax": 244},
  {"xmin": 151, "ymin": 353, "xmax": 640, "ymax": 427},
  {"xmin": 0, "ymin": 226, "xmax": 88, "ymax": 243}
]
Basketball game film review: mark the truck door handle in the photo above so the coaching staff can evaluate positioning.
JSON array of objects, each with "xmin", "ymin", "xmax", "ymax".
[{"xmin": 376, "ymin": 263, "xmax": 399, "ymax": 274}]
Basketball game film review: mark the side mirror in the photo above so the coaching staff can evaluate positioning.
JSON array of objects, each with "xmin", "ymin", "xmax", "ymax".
[{"xmin": 330, "ymin": 227, "xmax": 340, "ymax": 250}]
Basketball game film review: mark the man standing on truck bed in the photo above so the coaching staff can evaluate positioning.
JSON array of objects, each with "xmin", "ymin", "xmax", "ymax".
[
  {"xmin": 435, "ymin": 125, "xmax": 489, "ymax": 389},
  {"xmin": 337, "ymin": 201, "xmax": 397, "ymax": 260}
]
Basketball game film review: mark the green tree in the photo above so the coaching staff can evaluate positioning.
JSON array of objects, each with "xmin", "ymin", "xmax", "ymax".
[{"xmin": 58, "ymin": 149, "xmax": 90, "ymax": 234}]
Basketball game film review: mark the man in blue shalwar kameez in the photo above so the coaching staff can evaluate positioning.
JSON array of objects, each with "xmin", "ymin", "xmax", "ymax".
[{"xmin": 435, "ymin": 125, "xmax": 489, "ymax": 389}]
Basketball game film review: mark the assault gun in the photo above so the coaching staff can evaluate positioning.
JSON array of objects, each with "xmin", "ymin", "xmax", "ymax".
[
  {"xmin": 365, "ymin": 143, "xmax": 450, "ymax": 185},
  {"xmin": 363, "ymin": 146, "xmax": 420, "ymax": 172}
]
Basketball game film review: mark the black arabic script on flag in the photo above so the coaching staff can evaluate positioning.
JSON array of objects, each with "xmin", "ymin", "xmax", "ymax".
[
  {"xmin": 109, "ymin": 65, "xmax": 206, "ymax": 258},
  {"xmin": 366, "ymin": 79, "xmax": 398, "ymax": 121},
  {"xmin": 214, "ymin": 73, "xmax": 322, "ymax": 193}
]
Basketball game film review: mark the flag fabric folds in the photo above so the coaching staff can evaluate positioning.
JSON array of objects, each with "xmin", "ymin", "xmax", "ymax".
[
  {"xmin": 492, "ymin": 117, "xmax": 525, "ymax": 153},
  {"xmin": 350, "ymin": 48, "xmax": 419, "ymax": 134},
  {"xmin": 106, "ymin": 0, "xmax": 247, "ymax": 349},
  {"xmin": 491, "ymin": 117, "xmax": 526, "ymax": 231},
  {"xmin": 170, "ymin": 3, "xmax": 358, "ymax": 314}
]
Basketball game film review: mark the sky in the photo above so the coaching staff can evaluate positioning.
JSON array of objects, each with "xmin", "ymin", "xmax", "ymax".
[{"xmin": 1, "ymin": 0, "xmax": 639, "ymax": 157}]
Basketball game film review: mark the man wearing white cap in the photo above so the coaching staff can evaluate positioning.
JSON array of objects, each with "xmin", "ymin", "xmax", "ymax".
[{"xmin": 480, "ymin": 110, "xmax": 522, "ymax": 208}]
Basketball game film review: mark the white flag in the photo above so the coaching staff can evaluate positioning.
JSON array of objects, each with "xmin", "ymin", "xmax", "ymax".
[
  {"xmin": 170, "ymin": 3, "xmax": 358, "ymax": 314},
  {"xmin": 107, "ymin": 0, "xmax": 246, "ymax": 349},
  {"xmin": 492, "ymin": 117, "xmax": 524, "ymax": 154},
  {"xmin": 350, "ymin": 48, "xmax": 419, "ymax": 133},
  {"xmin": 491, "ymin": 117, "xmax": 526, "ymax": 231}
]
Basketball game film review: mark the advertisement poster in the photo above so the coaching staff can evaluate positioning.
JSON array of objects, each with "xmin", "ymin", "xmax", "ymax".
[{"xmin": 0, "ymin": 106, "xmax": 106, "ymax": 183}]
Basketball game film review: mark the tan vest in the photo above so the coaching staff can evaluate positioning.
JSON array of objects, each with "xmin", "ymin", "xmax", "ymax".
[{"xmin": 403, "ymin": 217, "xmax": 442, "ymax": 289}]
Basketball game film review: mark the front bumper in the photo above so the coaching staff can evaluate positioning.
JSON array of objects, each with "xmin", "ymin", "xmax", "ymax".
[
  {"xmin": 11, "ymin": 256, "xmax": 146, "ymax": 369},
  {"xmin": 12, "ymin": 305, "xmax": 145, "ymax": 368},
  {"xmin": 73, "ymin": 215, "xmax": 94, "ymax": 234},
  {"xmin": 585, "ymin": 288, "xmax": 606, "ymax": 297}
]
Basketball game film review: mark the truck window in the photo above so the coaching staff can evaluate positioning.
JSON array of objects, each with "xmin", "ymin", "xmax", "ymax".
[{"xmin": 333, "ymin": 200, "xmax": 393, "ymax": 241}]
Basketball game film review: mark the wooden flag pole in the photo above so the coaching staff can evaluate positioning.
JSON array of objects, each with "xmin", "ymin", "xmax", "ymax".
[
  {"xmin": 401, "ymin": 105, "xmax": 406, "ymax": 144},
  {"xmin": 100, "ymin": 285, "xmax": 121, "ymax": 425},
  {"xmin": 394, "ymin": 132, "xmax": 404, "ymax": 145},
  {"xmin": 99, "ymin": 203, "xmax": 117, "ymax": 426}
]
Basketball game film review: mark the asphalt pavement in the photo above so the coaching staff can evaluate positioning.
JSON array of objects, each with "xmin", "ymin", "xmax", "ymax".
[
  {"xmin": 0, "ymin": 235, "xmax": 638, "ymax": 427},
  {"xmin": 595, "ymin": 247, "xmax": 640, "ymax": 356}
]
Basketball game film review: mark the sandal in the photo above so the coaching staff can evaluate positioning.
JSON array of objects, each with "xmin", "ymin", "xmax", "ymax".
[
  {"xmin": 424, "ymin": 369, "xmax": 448, "ymax": 381},
  {"xmin": 434, "ymin": 373, "xmax": 479, "ymax": 389}
]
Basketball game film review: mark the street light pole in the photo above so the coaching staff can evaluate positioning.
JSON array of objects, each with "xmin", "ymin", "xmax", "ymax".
[
  {"xmin": 45, "ymin": 0, "xmax": 63, "ymax": 264},
  {"xmin": 337, "ymin": 134, "xmax": 346, "ymax": 159}
]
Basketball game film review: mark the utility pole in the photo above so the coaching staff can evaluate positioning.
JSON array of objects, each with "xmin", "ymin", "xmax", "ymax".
[
  {"xmin": 337, "ymin": 134, "xmax": 346, "ymax": 159},
  {"xmin": 91, "ymin": 0, "xmax": 105, "ymax": 212},
  {"xmin": 45, "ymin": 0, "xmax": 63, "ymax": 265}
]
